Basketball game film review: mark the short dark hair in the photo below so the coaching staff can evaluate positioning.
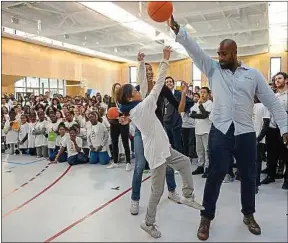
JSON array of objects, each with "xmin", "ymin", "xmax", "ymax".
[
  {"xmin": 193, "ymin": 93, "xmax": 200, "ymax": 98},
  {"xmin": 201, "ymin": 87, "xmax": 210, "ymax": 93},
  {"xmin": 116, "ymin": 84, "xmax": 134, "ymax": 105},
  {"xmin": 165, "ymin": 76, "xmax": 175, "ymax": 84},
  {"xmin": 275, "ymin": 72, "xmax": 288, "ymax": 80}
]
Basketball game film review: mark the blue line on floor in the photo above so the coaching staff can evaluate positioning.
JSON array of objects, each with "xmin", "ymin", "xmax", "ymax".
[{"xmin": 4, "ymin": 158, "xmax": 46, "ymax": 166}]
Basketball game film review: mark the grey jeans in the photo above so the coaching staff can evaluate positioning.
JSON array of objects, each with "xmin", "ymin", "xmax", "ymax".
[
  {"xmin": 36, "ymin": 146, "xmax": 48, "ymax": 158},
  {"xmin": 196, "ymin": 134, "xmax": 209, "ymax": 168},
  {"xmin": 145, "ymin": 147, "xmax": 194, "ymax": 225}
]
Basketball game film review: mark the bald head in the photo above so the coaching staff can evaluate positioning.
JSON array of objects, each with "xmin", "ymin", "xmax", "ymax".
[
  {"xmin": 220, "ymin": 39, "xmax": 237, "ymax": 51},
  {"xmin": 217, "ymin": 39, "xmax": 238, "ymax": 70}
]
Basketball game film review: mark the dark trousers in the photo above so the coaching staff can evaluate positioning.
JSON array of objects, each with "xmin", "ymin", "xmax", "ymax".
[
  {"xmin": 68, "ymin": 152, "xmax": 88, "ymax": 166},
  {"xmin": 266, "ymin": 127, "xmax": 283, "ymax": 178},
  {"xmin": 165, "ymin": 124, "xmax": 183, "ymax": 154},
  {"xmin": 201, "ymin": 123, "xmax": 256, "ymax": 220},
  {"xmin": 110, "ymin": 123, "xmax": 130, "ymax": 164},
  {"xmin": 182, "ymin": 127, "xmax": 197, "ymax": 158},
  {"xmin": 256, "ymin": 143, "xmax": 266, "ymax": 186}
]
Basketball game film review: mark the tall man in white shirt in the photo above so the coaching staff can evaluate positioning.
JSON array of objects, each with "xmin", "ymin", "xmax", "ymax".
[
  {"xmin": 168, "ymin": 15, "xmax": 288, "ymax": 241},
  {"xmin": 261, "ymin": 72, "xmax": 288, "ymax": 189}
]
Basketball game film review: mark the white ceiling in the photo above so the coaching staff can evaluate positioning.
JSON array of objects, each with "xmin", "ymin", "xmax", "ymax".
[{"xmin": 1, "ymin": 1, "xmax": 269, "ymax": 62}]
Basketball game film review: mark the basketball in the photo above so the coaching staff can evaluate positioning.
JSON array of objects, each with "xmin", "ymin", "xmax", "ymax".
[
  {"xmin": 107, "ymin": 107, "xmax": 119, "ymax": 120},
  {"xmin": 147, "ymin": 1, "xmax": 173, "ymax": 22}
]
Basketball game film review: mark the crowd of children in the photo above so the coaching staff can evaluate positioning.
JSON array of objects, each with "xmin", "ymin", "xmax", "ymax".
[{"xmin": 1, "ymin": 92, "xmax": 134, "ymax": 167}]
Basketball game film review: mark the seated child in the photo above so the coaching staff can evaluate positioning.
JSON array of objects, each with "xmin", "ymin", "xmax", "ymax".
[
  {"xmin": 51, "ymin": 122, "xmax": 68, "ymax": 163},
  {"xmin": 60, "ymin": 126, "xmax": 88, "ymax": 166}
]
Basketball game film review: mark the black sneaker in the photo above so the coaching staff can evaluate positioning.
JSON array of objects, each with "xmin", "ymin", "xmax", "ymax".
[
  {"xmin": 261, "ymin": 168, "xmax": 268, "ymax": 174},
  {"xmin": 275, "ymin": 173, "xmax": 284, "ymax": 179},
  {"xmin": 202, "ymin": 168, "xmax": 208, "ymax": 178},
  {"xmin": 282, "ymin": 181, "xmax": 288, "ymax": 190},
  {"xmin": 260, "ymin": 176, "xmax": 275, "ymax": 185},
  {"xmin": 192, "ymin": 166, "xmax": 204, "ymax": 175}
]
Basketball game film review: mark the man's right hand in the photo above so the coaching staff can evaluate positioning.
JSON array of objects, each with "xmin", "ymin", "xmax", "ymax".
[
  {"xmin": 167, "ymin": 15, "xmax": 180, "ymax": 35},
  {"xmin": 163, "ymin": 46, "xmax": 172, "ymax": 60}
]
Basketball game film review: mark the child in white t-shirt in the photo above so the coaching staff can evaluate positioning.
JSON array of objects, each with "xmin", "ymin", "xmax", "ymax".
[
  {"xmin": 190, "ymin": 87, "xmax": 213, "ymax": 178},
  {"xmin": 116, "ymin": 47, "xmax": 203, "ymax": 238},
  {"xmin": 47, "ymin": 113, "xmax": 60, "ymax": 161},
  {"xmin": 28, "ymin": 113, "xmax": 37, "ymax": 156},
  {"xmin": 88, "ymin": 111, "xmax": 110, "ymax": 165},
  {"xmin": 60, "ymin": 126, "xmax": 88, "ymax": 166},
  {"xmin": 18, "ymin": 114, "xmax": 30, "ymax": 154},
  {"xmin": 33, "ymin": 111, "xmax": 48, "ymax": 158},
  {"xmin": 4, "ymin": 109, "xmax": 20, "ymax": 155},
  {"xmin": 51, "ymin": 122, "xmax": 68, "ymax": 163}
]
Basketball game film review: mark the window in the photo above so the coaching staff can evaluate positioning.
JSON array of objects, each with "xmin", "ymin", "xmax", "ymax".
[
  {"xmin": 14, "ymin": 77, "xmax": 66, "ymax": 96},
  {"xmin": 129, "ymin": 66, "xmax": 137, "ymax": 87},
  {"xmin": 192, "ymin": 62, "xmax": 202, "ymax": 92},
  {"xmin": 270, "ymin": 57, "xmax": 281, "ymax": 79}
]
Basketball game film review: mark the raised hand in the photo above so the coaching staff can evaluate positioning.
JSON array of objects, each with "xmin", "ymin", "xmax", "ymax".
[
  {"xmin": 137, "ymin": 52, "xmax": 145, "ymax": 62},
  {"xmin": 163, "ymin": 46, "xmax": 172, "ymax": 60},
  {"xmin": 167, "ymin": 15, "xmax": 180, "ymax": 35},
  {"xmin": 181, "ymin": 81, "xmax": 188, "ymax": 93}
]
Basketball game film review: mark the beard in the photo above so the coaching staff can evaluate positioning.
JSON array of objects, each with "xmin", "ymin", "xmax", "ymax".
[{"xmin": 219, "ymin": 62, "xmax": 233, "ymax": 69}]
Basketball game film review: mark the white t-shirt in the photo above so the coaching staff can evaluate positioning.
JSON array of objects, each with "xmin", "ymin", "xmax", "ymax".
[
  {"xmin": 19, "ymin": 123, "xmax": 29, "ymax": 149},
  {"xmin": 253, "ymin": 103, "xmax": 270, "ymax": 144},
  {"xmin": 87, "ymin": 123, "xmax": 108, "ymax": 151},
  {"xmin": 55, "ymin": 134, "xmax": 67, "ymax": 147},
  {"xmin": 4, "ymin": 120, "xmax": 19, "ymax": 144},
  {"xmin": 191, "ymin": 100, "xmax": 213, "ymax": 135},
  {"xmin": 269, "ymin": 90, "xmax": 288, "ymax": 128},
  {"xmin": 181, "ymin": 110, "xmax": 195, "ymax": 128},
  {"xmin": 65, "ymin": 121, "xmax": 77, "ymax": 129},
  {"xmin": 129, "ymin": 60, "xmax": 170, "ymax": 170},
  {"xmin": 61, "ymin": 136, "xmax": 82, "ymax": 158},
  {"xmin": 28, "ymin": 122, "xmax": 36, "ymax": 148},
  {"xmin": 34, "ymin": 120, "xmax": 48, "ymax": 147}
]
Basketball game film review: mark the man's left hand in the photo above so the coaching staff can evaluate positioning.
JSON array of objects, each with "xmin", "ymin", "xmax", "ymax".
[{"xmin": 283, "ymin": 133, "xmax": 288, "ymax": 146}]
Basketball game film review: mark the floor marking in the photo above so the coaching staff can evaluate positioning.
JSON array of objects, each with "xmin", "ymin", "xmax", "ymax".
[
  {"xmin": 44, "ymin": 175, "xmax": 151, "ymax": 242},
  {"xmin": 2, "ymin": 165, "xmax": 71, "ymax": 218},
  {"xmin": 2, "ymin": 162, "xmax": 51, "ymax": 199},
  {"xmin": 3, "ymin": 158, "xmax": 46, "ymax": 166}
]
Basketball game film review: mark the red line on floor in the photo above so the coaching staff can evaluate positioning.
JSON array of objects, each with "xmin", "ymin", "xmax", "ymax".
[
  {"xmin": 2, "ymin": 162, "xmax": 51, "ymax": 199},
  {"xmin": 2, "ymin": 165, "xmax": 71, "ymax": 218},
  {"xmin": 44, "ymin": 175, "xmax": 151, "ymax": 242}
]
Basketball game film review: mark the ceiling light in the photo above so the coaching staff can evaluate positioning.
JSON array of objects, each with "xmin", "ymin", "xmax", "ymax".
[
  {"xmin": 268, "ymin": 2, "xmax": 287, "ymax": 50},
  {"xmin": 79, "ymin": 2, "xmax": 188, "ymax": 57},
  {"xmin": 2, "ymin": 26, "xmax": 135, "ymax": 63},
  {"xmin": 80, "ymin": 2, "xmax": 156, "ymax": 39},
  {"xmin": 11, "ymin": 16, "xmax": 19, "ymax": 24}
]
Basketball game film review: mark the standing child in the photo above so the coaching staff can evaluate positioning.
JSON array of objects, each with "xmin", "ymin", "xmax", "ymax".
[
  {"xmin": 4, "ymin": 109, "xmax": 20, "ymax": 155},
  {"xmin": 116, "ymin": 47, "xmax": 203, "ymax": 238},
  {"xmin": 18, "ymin": 114, "xmax": 30, "ymax": 154},
  {"xmin": 88, "ymin": 112, "xmax": 110, "ymax": 165},
  {"xmin": 47, "ymin": 113, "xmax": 60, "ymax": 161},
  {"xmin": 33, "ymin": 111, "xmax": 48, "ymax": 158},
  {"xmin": 28, "ymin": 113, "xmax": 37, "ymax": 156}
]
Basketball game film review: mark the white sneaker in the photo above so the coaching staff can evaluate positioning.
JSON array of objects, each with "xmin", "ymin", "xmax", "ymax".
[
  {"xmin": 175, "ymin": 170, "xmax": 180, "ymax": 174},
  {"xmin": 180, "ymin": 197, "xmax": 205, "ymax": 210},
  {"xmin": 140, "ymin": 222, "xmax": 161, "ymax": 238},
  {"xmin": 106, "ymin": 162, "xmax": 119, "ymax": 169},
  {"xmin": 168, "ymin": 191, "xmax": 181, "ymax": 204},
  {"xmin": 126, "ymin": 163, "xmax": 131, "ymax": 171},
  {"xmin": 130, "ymin": 200, "xmax": 139, "ymax": 215}
]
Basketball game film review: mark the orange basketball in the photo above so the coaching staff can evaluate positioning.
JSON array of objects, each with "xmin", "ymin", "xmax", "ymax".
[
  {"xmin": 147, "ymin": 1, "xmax": 173, "ymax": 22},
  {"xmin": 107, "ymin": 107, "xmax": 119, "ymax": 120}
]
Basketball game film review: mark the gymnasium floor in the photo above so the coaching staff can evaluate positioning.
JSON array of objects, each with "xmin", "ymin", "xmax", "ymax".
[{"xmin": 2, "ymin": 154, "xmax": 287, "ymax": 242}]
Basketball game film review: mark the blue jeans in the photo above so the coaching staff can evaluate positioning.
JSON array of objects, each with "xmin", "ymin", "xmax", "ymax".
[
  {"xmin": 131, "ymin": 129, "xmax": 176, "ymax": 201},
  {"xmin": 48, "ymin": 147, "xmax": 67, "ymax": 162},
  {"xmin": 90, "ymin": 151, "xmax": 110, "ymax": 165},
  {"xmin": 164, "ymin": 124, "xmax": 183, "ymax": 154},
  {"xmin": 68, "ymin": 152, "xmax": 88, "ymax": 166},
  {"xmin": 201, "ymin": 123, "xmax": 256, "ymax": 220}
]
